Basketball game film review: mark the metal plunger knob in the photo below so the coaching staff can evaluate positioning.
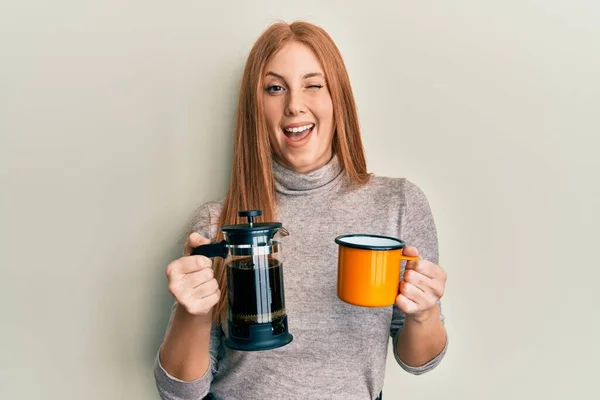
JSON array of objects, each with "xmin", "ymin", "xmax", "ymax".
[{"xmin": 238, "ymin": 210, "xmax": 262, "ymax": 227}]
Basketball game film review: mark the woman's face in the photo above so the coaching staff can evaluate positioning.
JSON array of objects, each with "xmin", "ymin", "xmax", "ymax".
[{"xmin": 262, "ymin": 41, "xmax": 335, "ymax": 173}]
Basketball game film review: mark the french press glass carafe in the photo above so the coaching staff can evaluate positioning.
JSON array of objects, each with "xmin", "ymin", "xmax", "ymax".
[{"xmin": 191, "ymin": 210, "xmax": 293, "ymax": 351}]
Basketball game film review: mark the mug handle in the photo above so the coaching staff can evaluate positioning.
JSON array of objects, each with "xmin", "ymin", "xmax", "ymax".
[{"xmin": 400, "ymin": 255, "xmax": 420, "ymax": 261}]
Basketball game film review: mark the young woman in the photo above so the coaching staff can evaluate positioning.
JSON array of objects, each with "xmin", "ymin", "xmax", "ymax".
[{"xmin": 155, "ymin": 21, "xmax": 448, "ymax": 400}]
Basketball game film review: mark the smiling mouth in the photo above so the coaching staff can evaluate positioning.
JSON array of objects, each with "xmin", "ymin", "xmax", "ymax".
[{"xmin": 282, "ymin": 123, "xmax": 315, "ymax": 142}]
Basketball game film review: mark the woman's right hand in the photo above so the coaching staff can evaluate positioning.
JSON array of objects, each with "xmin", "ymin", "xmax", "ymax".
[{"xmin": 165, "ymin": 232, "xmax": 221, "ymax": 316}]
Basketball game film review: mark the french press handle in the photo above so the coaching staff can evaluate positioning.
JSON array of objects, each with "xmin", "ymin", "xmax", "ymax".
[{"xmin": 190, "ymin": 240, "xmax": 228, "ymax": 259}]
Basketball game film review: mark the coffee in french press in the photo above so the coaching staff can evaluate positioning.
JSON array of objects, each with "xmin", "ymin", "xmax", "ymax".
[{"xmin": 191, "ymin": 210, "xmax": 293, "ymax": 351}]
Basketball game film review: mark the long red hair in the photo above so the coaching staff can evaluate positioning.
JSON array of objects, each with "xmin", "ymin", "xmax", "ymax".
[{"xmin": 212, "ymin": 21, "xmax": 370, "ymax": 321}]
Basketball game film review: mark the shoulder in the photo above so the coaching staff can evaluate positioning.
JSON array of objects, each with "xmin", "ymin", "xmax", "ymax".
[
  {"xmin": 365, "ymin": 175, "xmax": 429, "ymax": 204},
  {"xmin": 188, "ymin": 198, "xmax": 224, "ymax": 240}
]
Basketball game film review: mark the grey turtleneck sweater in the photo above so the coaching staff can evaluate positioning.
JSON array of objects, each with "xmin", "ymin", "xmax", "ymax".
[{"xmin": 154, "ymin": 156, "xmax": 447, "ymax": 400}]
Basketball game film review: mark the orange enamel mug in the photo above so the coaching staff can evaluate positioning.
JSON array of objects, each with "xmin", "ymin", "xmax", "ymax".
[{"xmin": 335, "ymin": 234, "xmax": 419, "ymax": 307}]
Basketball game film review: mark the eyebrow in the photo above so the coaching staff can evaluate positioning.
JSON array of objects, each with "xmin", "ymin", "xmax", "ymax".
[{"xmin": 265, "ymin": 71, "xmax": 325, "ymax": 80}]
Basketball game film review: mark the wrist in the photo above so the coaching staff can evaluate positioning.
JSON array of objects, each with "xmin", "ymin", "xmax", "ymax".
[
  {"xmin": 406, "ymin": 307, "xmax": 438, "ymax": 325},
  {"xmin": 174, "ymin": 303, "xmax": 213, "ymax": 328}
]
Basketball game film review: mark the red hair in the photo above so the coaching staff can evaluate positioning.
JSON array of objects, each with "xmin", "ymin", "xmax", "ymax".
[{"xmin": 212, "ymin": 21, "xmax": 369, "ymax": 321}]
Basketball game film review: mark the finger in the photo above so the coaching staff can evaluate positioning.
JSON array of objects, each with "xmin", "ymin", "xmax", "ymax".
[
  {"xmin": 399, "ymin": 280, "xmax": 427, "ymax": 305},
  {"xmin": 395, "ymin": 293, "xmax": 420, "ymax": 315},
  {"xmin": 403, "ymin": 269, "xmax": 430, "ymax": 290},
  {"xmin": 166, "ymin": 255, "xmax": 212, "ymax": 277},
  {"xmin": 182, "ymin": 288, "xmax": 221, "ymax": 316},
  {"xmin": 406, "ymin": 261, "xmax": 447, "ymax": 295},
  {"xmin": 404, "ymin": 268, "xmax": 437, "ymax": 294},
  {"xmin": 399, "ymin": 281, "xmax": 437, "ymax": 310},
  {"xmin": 177, "ymin": 278, "xmax": 219, "ymax": 305},
  {"xmin": 406, "ymin": 258, "xmax": 441, "ymax": 278},
  {"xmin": 402, "ymin": 246, "xmax": 420, "ymax": 258},
  {"xmin": 404, "ymin": 268, "xmax": 445, "ymax": 298},
  {"xmin": 184, "ymin": 232, "xmax": 211, "ymax": 256},
  {"xmin": 193, "ymin": 279, "xmax": 220, "ymax": 299},
  {"xmin": 181, "ymin": 268, "xmax": 215, "ymax": 289}
]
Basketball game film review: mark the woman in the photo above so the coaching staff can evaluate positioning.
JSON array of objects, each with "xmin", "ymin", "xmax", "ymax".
[{"xmin": 154, "ymin": 21, "xmax": 448, "ymax": 400}]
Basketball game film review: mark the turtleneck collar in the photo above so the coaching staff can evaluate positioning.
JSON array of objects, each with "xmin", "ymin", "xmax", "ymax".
[{"xmin": 272, "ymin": 154, "xmax": 344, "ymax": 196}]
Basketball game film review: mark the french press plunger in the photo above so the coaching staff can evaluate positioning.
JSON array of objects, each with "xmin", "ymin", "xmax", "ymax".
[{"xmin": 191, "ymin": 210, "xmax": 293, "ymax": 351}]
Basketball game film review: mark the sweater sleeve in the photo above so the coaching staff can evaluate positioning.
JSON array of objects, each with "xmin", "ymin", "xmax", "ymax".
[
  {"xmin": 153, "ymin": 202, "xmax": 224, "ymax": 399},
  {"xmin": 390, "ymin": 179, "xmax": 448, "ymax": 375}
]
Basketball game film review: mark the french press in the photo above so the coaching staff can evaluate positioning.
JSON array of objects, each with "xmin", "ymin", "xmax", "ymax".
[{"xmin": 191, "ymin": 210, "xmax": 293, "ymax": 351}]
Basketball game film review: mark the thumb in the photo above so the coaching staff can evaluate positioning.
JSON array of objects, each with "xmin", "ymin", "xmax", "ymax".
[
  {"xmin": 184, "ymin": 232, "xmax": 211, "ymax": 256},
  {"xmin": 402, "ymin": 245, "xmax": 420, "ymax": 258}
]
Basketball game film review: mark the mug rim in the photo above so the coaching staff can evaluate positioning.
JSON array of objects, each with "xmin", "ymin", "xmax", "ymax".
[{"xmin": 334, "ymin": 234, "xmax": 406, "ymax": 251}]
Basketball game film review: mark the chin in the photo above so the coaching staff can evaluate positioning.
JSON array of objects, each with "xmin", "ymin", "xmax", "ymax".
[{"xmin": 281, "ymin": 152, "xmax": 327, "ymax": 173}]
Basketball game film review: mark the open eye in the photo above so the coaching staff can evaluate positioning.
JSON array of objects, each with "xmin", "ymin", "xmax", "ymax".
[{"xmin": 266, "ymin": 85, "xmax": 284, "ymax": 93}]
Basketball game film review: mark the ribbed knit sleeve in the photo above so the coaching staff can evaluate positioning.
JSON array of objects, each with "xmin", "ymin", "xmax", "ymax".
[
  {"xmin": 153, "ymin": 202, "xmax": 224, "ymax": 399},
  {"xmin": 390, "ymin": 179, "xmax": 448, "ymax": 375}
]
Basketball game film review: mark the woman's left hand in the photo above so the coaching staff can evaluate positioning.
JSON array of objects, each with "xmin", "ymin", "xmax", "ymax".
[{"xmin": 396, "ymin": 246, "xmax": 447, "ymax": 323}]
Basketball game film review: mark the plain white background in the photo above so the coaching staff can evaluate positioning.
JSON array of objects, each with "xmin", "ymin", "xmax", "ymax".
[{"xmin": 1, "ymin": 1, "xmax": 599, "ymax": 399}]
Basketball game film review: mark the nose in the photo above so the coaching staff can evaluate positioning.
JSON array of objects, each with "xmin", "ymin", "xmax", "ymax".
[{"xmin": 284, "ymin": 89, "xmax": 306, "ymax": 116}]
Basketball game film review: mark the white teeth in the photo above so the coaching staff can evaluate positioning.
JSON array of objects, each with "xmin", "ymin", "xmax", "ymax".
[{"xmin": 284, "ymin": 124, "xmax": 314, "ymax": 133}]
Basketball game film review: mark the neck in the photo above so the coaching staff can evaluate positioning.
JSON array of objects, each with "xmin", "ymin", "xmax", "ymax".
[
  {"xmin": 272, "ymin": 153, "xmax": 344, "ymax": 195},
  {"xmin": 273, "ymin": 153, "xmax": 333, "ymax": 174}
]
